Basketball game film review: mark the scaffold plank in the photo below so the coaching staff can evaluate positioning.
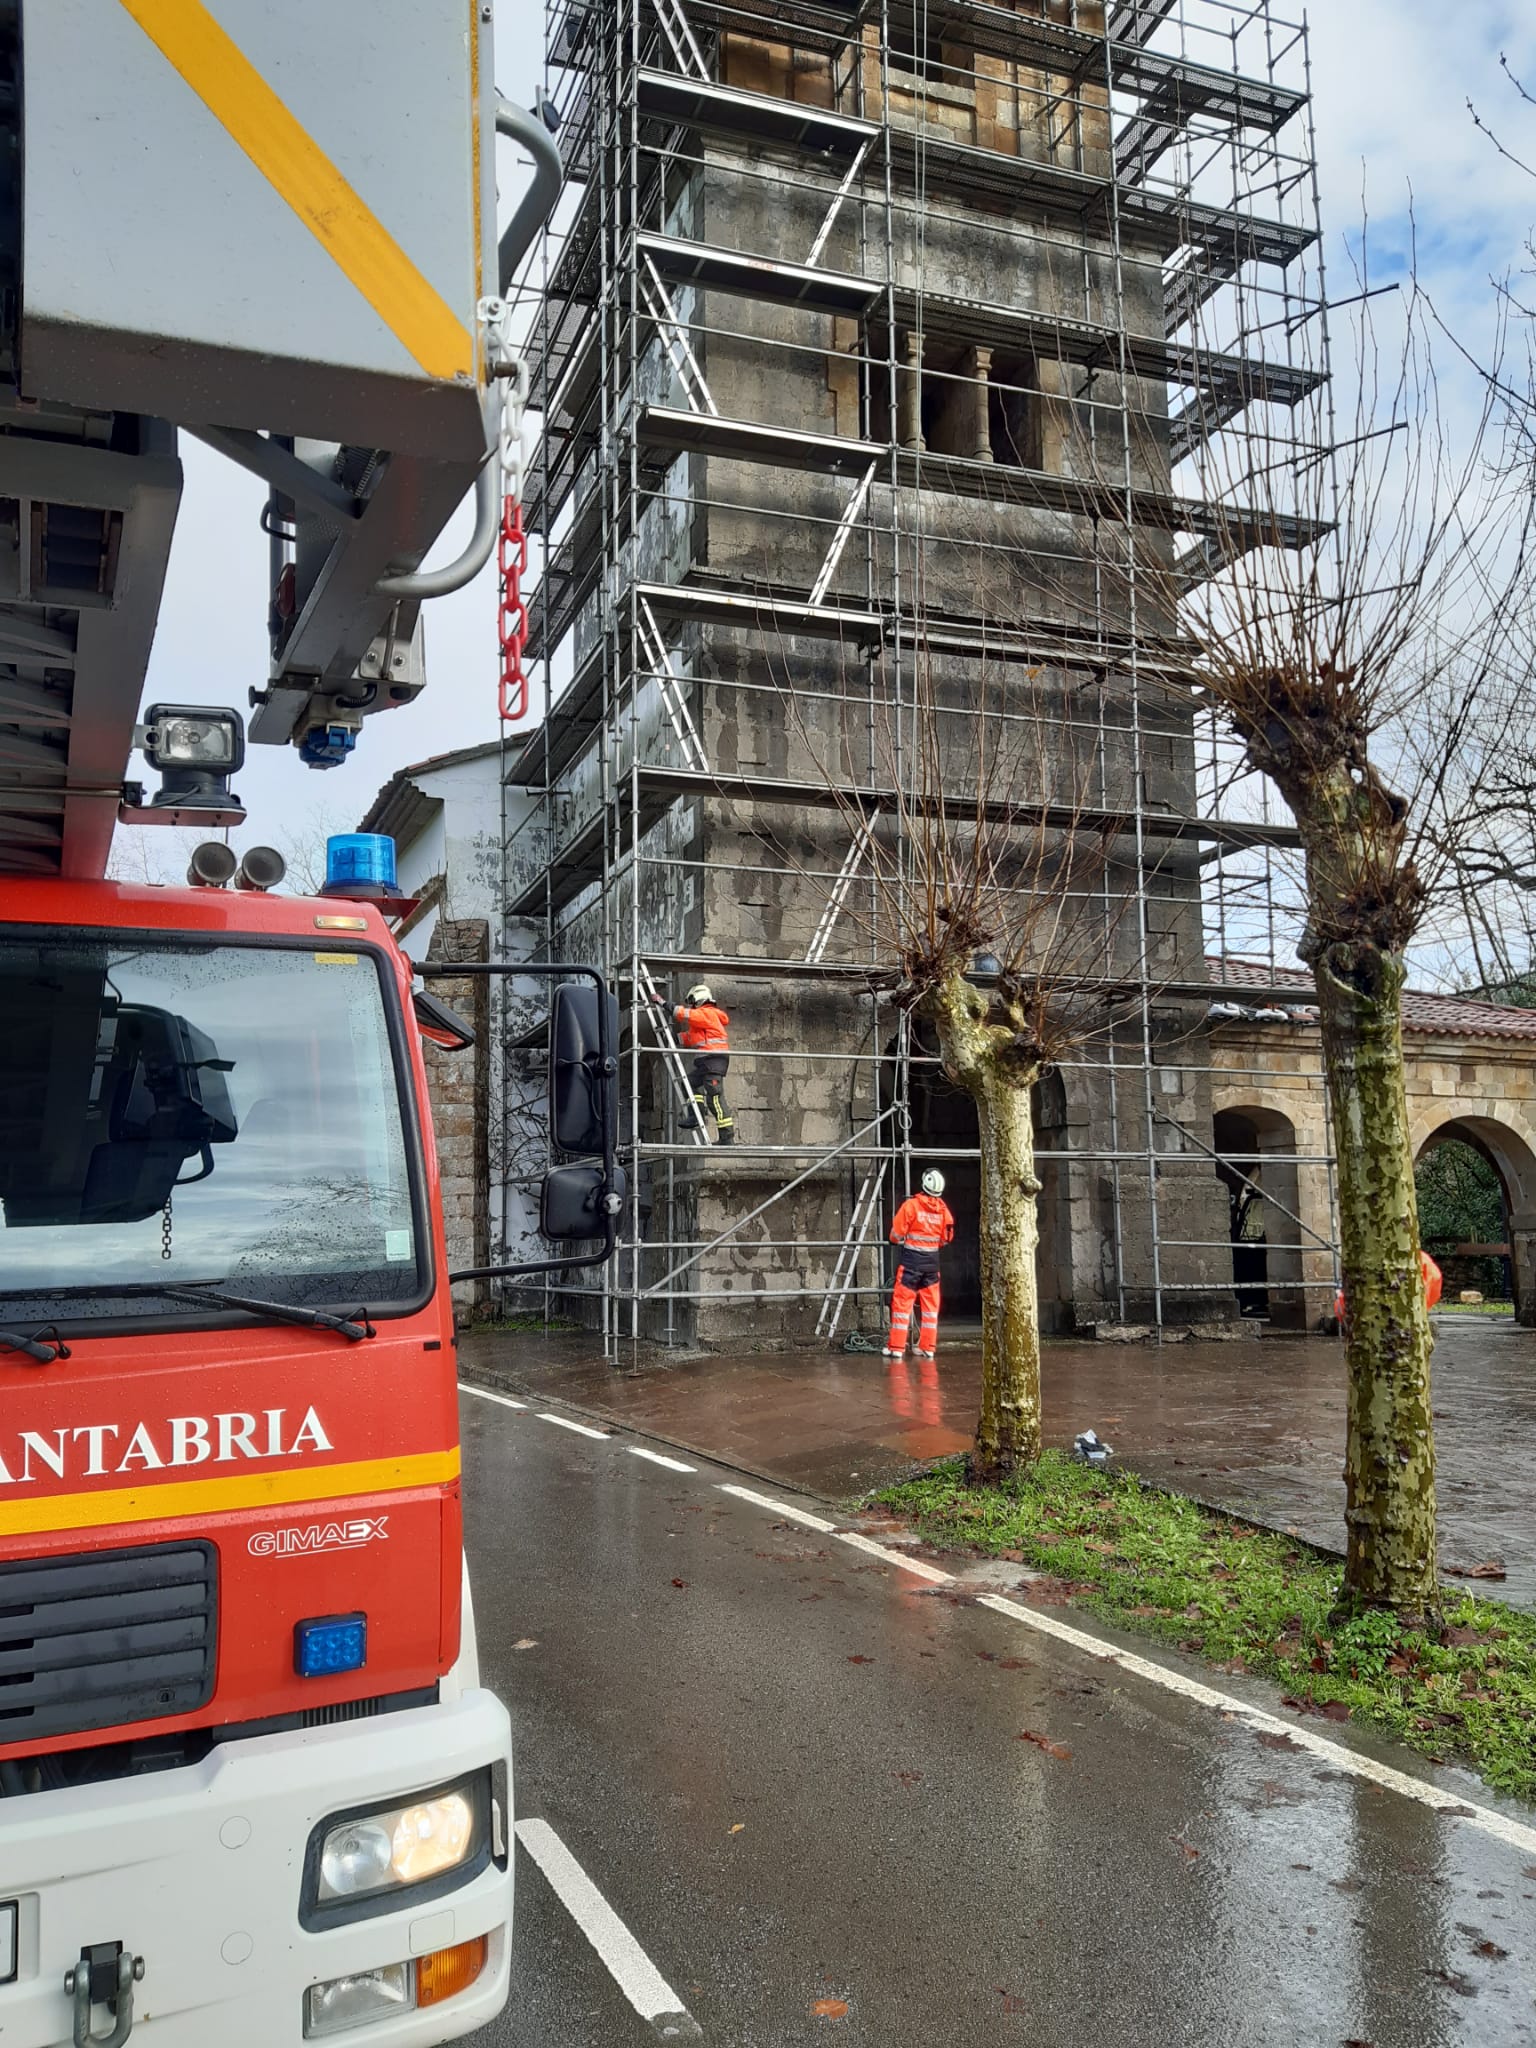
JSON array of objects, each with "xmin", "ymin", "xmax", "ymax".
[
  {"xmin": 643, "ymin": 948, "xmax": 1320, "ymax": 1009},
  {"xmin": 635, "ymin": 231, "xmax": 1324, "ymax": 420},
  {"xmin": 636, "ymin": 231, "xmax": 880, "ymax": 318},
  {"xmin": 512, "ymin": 758, "xmax": 1301, "ymax": 915},
  {"xmin": 637, "ymin": 65, "xmax": 879, "ymax": 155},
  {"xmin": 636, "ymin": 763, "xmax": 1302, "ymax": 850},
  {"xmin": 636, "ymin": 403, "xmax": 1328, "ymax": 552}
]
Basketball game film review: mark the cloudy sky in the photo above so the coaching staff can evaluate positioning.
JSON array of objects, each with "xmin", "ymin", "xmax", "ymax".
[{"xmin": 123, "ymin": 0, "xmax": 1536, "ymax": 875}]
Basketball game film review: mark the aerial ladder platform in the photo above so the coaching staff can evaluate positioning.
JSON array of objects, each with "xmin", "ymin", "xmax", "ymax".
[{"xmin": 0, "ymin": 0, "xmax": 557, "ymax": 880}]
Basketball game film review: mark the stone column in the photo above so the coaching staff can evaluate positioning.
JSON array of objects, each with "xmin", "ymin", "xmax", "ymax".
[
  {"xmin": 1508, "ymin": 1214, "xmax": 1536, "ymax": 1325},
  {"xmin": 422, "ymin": 917, "xmax": 492, "ymax": 1322},
  {"xmin": 897, "ymin": 330, "xmax": 925, "ymax": 450},
  {"xmin": 965, "ymin": 344, "xmax": 993, "ymax": 461}
]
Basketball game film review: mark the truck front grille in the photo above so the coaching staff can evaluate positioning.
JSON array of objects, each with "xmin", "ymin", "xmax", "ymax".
[{"xmin": 0, "ymin": 1540, "xmax": 216, "ymax": 1745}]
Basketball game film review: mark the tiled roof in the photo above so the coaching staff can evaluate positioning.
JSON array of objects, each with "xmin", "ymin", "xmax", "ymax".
[{"xmin": 1208, "ymin": 958, "xmax": 1536, "ymax": 1042}]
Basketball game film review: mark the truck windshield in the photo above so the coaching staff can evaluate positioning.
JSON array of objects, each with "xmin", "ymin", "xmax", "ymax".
[{"xmin": 0, "ymin": 935, "xmax": 424, "ymax": 1324}]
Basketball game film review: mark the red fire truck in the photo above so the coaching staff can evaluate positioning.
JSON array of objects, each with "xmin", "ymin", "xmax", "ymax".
[
  {"xmin": 1, "ymin": 876, "xmax": 517, "ymax": 2045},
  {"xmin": 0, "ymin": 5, "xmax": 583, "ymax": 2043}
]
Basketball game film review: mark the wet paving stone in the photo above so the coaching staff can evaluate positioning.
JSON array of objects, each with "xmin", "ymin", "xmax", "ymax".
[{"xmin": 459, "ymin": 1318, "xmax": 1536, "ymax": 1611}]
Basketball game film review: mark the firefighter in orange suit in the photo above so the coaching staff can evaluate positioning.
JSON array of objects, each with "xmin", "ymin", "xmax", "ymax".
[
  {"xmin": 674, "ymin": 982, "xmax": 734, "ymax": 1144},
  {"xmin": 885, "ymin": 1169, "xmax": 955, "ymax": 1359}
]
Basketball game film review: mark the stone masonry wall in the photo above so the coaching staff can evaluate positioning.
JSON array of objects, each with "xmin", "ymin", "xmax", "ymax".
[
  {"xmin": 422, "ymin": 918, "xmax": 491, "ymax": 1322},
  {"xmin": 1210, "ymin": 1020, "xmax": 1536, "ymax": 1327}
]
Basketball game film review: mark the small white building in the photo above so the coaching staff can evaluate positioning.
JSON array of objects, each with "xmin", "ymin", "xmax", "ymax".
[{"xmin": 357, "ymin": 740, "xmax": 511, "ymax": 968}]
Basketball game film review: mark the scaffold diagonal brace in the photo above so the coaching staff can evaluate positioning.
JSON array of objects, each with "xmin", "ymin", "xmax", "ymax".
[
  {"xmin": 643, "ymin": 1106, "xmax": 902, "ymax": 1297},
  {"xmin": 809, "ymin": 462, "xmax": 876, "ymax": 608},
  {"xmin": 636, "ymin": 597, "xmax": 709, "ymax": 774},
  {"xmin": 805, "ymin": 138, "xmax": 871, "ymax": 268},
  {"xmin": 805, "ymin": 812, "xmax": 875, "ymax": 964},
  {"xmin": 640, "ymin": 255, "xmax": 720, "ymax": 418}
]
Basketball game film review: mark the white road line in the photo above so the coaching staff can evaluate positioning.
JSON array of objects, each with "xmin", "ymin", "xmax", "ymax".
[
  {"xmin": 716, "ymin": 1483, "xmax": 837, "ymax": 1533},
  {"xmin": 469, "ymin": 1379, "xmax": 1533, "ymax": 1862},
  {"xmin": 628, "ymin": 1445, "xmax": 697, "ymax": 1473},
  {"xmin": 977, "ymin": 1593, "xmax": 1536, "ymax": 1861},
  {"xmin": 515, "ymin": 1819, "xmax": 702, "ymax": 2039},
  {"xmin": 835, "ymin": 1529, "xmax": 956, "ymax": 1584},
  {"xmin": 717, "ymin": 1487, "xmax": 955, "ymax": 1581},
  {"xmin": 459, "ymin": 1383, "xmax": 528, "ymax": 1412},
  {"xmin": 537, "ymin": 1412, "xmax": 611, "ymax": 1440}
]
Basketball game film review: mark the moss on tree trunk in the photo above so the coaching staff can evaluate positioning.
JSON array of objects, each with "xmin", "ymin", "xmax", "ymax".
[
  {"xmin": 1277, "ymin": 756, "xmax": 1440, "ymax": 1625},
  {"xmin": 928, "ymin": 971, "xmax": 1043, "ymax": 1481},
  {"xmin": 1312, "ymin": 941, "xmax": 1440, "ymax": 1622}
]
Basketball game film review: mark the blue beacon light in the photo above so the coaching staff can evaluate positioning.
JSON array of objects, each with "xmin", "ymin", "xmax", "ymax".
[
  {"xmin": 294, "ymin": 1613, "xmax": 368, "ymax": 1678},
  {"xmin": 324, "ymin": 833, "xmax": 399, "ymax": 900}
]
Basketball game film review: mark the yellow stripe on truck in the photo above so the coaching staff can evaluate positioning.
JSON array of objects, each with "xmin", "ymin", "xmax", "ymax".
[
  {"xmin": 0, "ymin": 1448, "xmax": 461, "ymax": 1540},
  {"xmin": 116, "ymin": 0, "xmax": 475, "ymax": 383}
]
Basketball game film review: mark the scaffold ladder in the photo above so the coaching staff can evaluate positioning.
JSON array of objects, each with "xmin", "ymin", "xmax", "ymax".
[
  {"xmin": 816, "ymin": 1169, "xmax": 884, "ymax": 1339},
  {"xmin": 653, "ymin": 0, "xmax": 708, "ymax": 78},
  {"xmin": 635, "ymin": 961, "xmax": 711, "ymax": 1145}
]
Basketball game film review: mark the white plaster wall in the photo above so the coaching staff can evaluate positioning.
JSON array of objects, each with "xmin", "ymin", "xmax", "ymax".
[{"xmin": 394, "ymin": 755, "xmax": 506, "ymax": 965}]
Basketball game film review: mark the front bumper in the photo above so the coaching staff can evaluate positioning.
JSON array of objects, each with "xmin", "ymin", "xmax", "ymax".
[{"xmin": 0, "ymin": 1690, "xmax": 513, "ymax": 2048}]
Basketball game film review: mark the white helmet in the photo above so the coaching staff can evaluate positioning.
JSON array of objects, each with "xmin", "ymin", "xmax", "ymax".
[
  {"xmin": 922, "ymin": 1169, "xmax": 945, "ymax": 1196},
  {"xmin": 686, "ymin": 982, "xmax": 713, "ymax": 1006}
]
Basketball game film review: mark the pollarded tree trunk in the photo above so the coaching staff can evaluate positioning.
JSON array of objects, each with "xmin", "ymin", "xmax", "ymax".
[
  {"xmin": 972, "ymin": 1060, "xmax": 1045, "ymax": 1480},
  {"xmin": 1311, "ymin": 938, "xmax": 1439, "ymax": 1622},
  {"xmin": 927, "ymin": 972, "xmax": 1043, "ymax": 1482},
  {"xmin": 1279, "ymin": 757, "xmax": 1440, "ymax": 1625}
]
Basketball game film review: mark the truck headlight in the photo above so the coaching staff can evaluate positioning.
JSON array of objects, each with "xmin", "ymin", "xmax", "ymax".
[
  {"xmin": 304, "ymin": 1963, "xmax": 413, "ymax": 2037},
  {"xmin": 304, "ymin": 1941, "xmax": 488, "ymax": 2037},
  {"xmin": 320, "ymin": 1792, "xmax": 473, "ymax": 1900},
  {"xmin": 303, "ymin": 1774, "xmax": 490, "ymax": 1927}
]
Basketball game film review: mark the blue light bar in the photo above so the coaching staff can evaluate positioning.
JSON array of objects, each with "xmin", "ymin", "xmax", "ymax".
[
  {"xmin": 325, "ymin": 833, "xmax": 398, "ymax": 898},
  {"xmin": 295, "ymin": 1613, "xmax": 368, "ymax": 1679}
]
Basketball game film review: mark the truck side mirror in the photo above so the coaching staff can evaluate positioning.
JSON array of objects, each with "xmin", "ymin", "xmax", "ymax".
[
  {"xmin": 540, "ymin": 1161, "xmax": 628, "ymax": 1241},
  {"xmin": 413, "ymin": 986, "xmax": 476, "ymax": 1051},
  {"xmin": 548, "ymin": 983, "xmax": 617, "ymax": 1156}
]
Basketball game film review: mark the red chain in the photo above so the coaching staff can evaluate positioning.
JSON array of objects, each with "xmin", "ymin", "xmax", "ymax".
[{"xmin": 498, "ymin": 495, "xmax": 528, "ymax": 722}]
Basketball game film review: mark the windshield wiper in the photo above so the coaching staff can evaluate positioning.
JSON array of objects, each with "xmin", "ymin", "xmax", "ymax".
[
  {"xmin": 0, "ymin": 1282, "xmax": 377, "ymax": 1341},
  {"xmin": 155, "ymin": 1284, "xmax": 377, "ymax": 1342},
  {"xmin": 0, "ymin": 1327, "xmax": 71, "ymax": 1365}
]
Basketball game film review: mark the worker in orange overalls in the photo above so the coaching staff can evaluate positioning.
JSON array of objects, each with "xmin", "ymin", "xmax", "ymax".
[
  {"xmin": 885, "ymin": 1169, "xmax": 955, "ymax": 1360},
  {"xmin": 674, "ymin": 982, "xmax": 734, "ymax": 1144},
  {"xmin": 1333, "ymin": 1249, "xmax": 1442, "ymax": 1328}
]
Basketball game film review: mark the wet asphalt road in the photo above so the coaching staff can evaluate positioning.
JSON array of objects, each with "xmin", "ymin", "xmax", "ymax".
[{"xmin": 457, "ymin": 1389, "xmax": 1536, "ymax": 2048}]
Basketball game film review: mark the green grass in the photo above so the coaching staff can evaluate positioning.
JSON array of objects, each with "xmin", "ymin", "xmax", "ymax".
[
  {"xmin": 1434, "ymin": 1299, "xmax": 1515, "ymax": 1316},
  {"xmin": 471, "ymin": 1312, "xmax": 582, "ymax": 1333},
  {"xmin": 876, "ymin": 1451, "xmax": 1536, "ymax": 1801}
]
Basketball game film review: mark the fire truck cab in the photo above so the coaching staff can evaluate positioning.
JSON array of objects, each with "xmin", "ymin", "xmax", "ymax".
[
  {"xmin": 0, "ymin": 3, "xmax": 566, "ymax": 2041},
  {"xmin": 0, "ymin": 882, "xmax": 513, "ymax": 2046}
]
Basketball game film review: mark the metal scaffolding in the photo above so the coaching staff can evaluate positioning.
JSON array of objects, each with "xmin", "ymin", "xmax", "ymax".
[{"xmin": 503, "ymin": 0, "xmax": 1337, "ymax": 1354}]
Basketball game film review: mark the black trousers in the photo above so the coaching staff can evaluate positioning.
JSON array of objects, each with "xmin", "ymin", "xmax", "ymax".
[{"xmin": 690, "ymin": 1053, "xmax": 732, "ymax": 1140}]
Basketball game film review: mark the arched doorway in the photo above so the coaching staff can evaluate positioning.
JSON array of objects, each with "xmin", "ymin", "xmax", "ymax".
[
  {"xmin": 884, "ymin": 1020, "xmax": 1072, "ymax": 1327},
  {"xmin": 901, "ymin": 1019, "xmax": 981, "ymax": 1317},
  {"xmin": 1414, "ymin": 1116, "xmax": 1536, "ymax": 1320},
  {"xmin": 1211, "ymin": 1106, "xmax": 1305, "ymax": 1329}
]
